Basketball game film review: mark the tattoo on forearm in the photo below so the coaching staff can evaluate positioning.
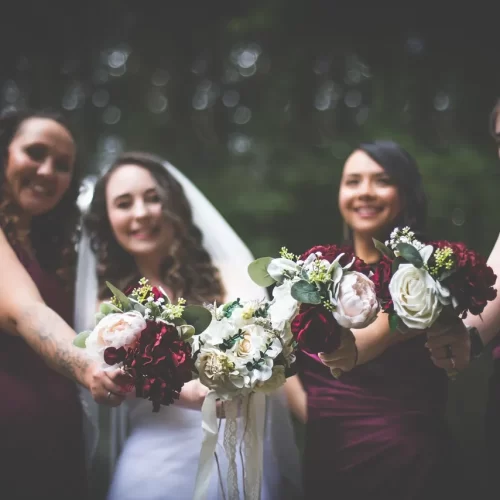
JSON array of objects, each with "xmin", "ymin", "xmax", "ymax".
[{"xmin": 17, "ymin": 304, "xmax": 91, "ymax": 385}]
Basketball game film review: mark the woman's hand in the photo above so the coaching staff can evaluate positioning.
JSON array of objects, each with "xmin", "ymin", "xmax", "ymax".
[
  {"xmin": 425, "ymin": 318, "xmax": 471, "ymax": 374},
  {"xmin": 86, "ymin": 364, "xmax": 133, "ymax": 406},
  {"xmin": 318, "ymin": 329, "xmax": 358, "ymax": 378},
  {"xmin": 178, "ymin": 379, "xmax": 209, "ymax": 410}
]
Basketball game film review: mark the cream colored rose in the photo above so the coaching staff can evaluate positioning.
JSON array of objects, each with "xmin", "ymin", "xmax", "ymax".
[
  {"xmin": 333, "ymin": 272, "xmax": 379, "ymax": 329},
  {"xmin": 197, "ymin": 349, "xmax": 234, "ymax": 390},
  {"xmin": 389, "ymin": 264, "xmax": 444, "ymax": 329},
  {"xmin": 236, "ymin": 332, "xmax": 253, "ymax": 357},
  {"xmin": 85, "ymin": 310, "xmax": 146, "ymax": 361}
]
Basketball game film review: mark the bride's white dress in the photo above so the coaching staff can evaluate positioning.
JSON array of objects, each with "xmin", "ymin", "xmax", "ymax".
[{"xmin": 106, "ymin": 391, "xmax": 301, "ymax": 500}]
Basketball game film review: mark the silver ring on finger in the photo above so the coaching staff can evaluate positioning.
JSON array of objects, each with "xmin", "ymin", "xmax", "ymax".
[
  {"xmin": 450, "ymin": 357, "xmax": 456, "ymax": 370},
  {"xmin": 107, "ymin": 391, "xmax": 112, "ymax": 400}
]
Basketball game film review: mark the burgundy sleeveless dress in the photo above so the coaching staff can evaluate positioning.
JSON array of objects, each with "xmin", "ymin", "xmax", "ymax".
[
  {"xmin": 0, "ymin": 249, "xmax": 87, "ymax": 499},
  {"xmin": 298, "ymin": 334, "xmax": 466, "ymax": 499}
]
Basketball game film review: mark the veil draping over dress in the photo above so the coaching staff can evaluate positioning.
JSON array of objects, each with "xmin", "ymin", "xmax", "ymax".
[{"xmin": 74, "ymin": 163, "xmax": 302, "ymax": 499}]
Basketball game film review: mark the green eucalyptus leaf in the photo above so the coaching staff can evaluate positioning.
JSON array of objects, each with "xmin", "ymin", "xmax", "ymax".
[
  {"xmin": 99, "ymin": 302, "xmax": 122, "ymax": 315},
  {"xmin": 373, "ymin": 238, "xmax": 395, "ymax": 259},
  {"xmin": 178, "ymin": 324, "xmax": 196, "ymax": 340},
  {"xmin": 106, "ymin": 281, "xmax": 132, "ymax": 310},
  {"xmin": 397, "ymin": 243, "xmax": 423, "ymax": 268},
  {"xmin": 389, "ymin": 314, "xmax": 399, "ymax": 333},
  {"xmin": 247, "ymin": 257, "xmax": 275, "ymax": 287},
  {"xmin": 73, "ymin": 330, "xmax": 91, "ymax": 348},
  {"xmin": 291, "ymin": 280, "xmax": 322, "ymax": 305},
  {"xmin": 183, "ymin": 305, "xmax": 213, "ymax": 334},
  {"xmin": 94, "ymin": 312, "xmax": 105, "ymax": 324}
]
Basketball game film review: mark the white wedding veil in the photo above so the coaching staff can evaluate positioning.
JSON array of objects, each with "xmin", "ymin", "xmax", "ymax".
[{"xmin": 74, "ymin": 161, "xmax": 302, "ymax": 496}]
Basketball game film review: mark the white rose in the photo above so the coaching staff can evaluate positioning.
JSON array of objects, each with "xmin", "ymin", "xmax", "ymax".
[
  {"xmin": 332, "ymin": 271, "xmax": 379, "ymax": 329},
  {"xmin": 268, "ymin": 281, "xmax": 299, "ymax": 330},
  {"xmin": 389, "ymin": 264, "xmax": 444, "ymax": 329},
  {"xmin": 254, "ymin": 365, "xmax": 286, "ymax": 394},
  {"xmin": 85, "ymin": 311, "xmax": 146, "ymax": 361}
]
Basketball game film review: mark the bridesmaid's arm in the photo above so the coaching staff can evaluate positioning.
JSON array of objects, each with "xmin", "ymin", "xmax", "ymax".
[
  {"xmin": 283, "ymin": 374, "xmax": 307, "ymax": 424},
  {"xmin": 351, "ymin": 313, "xmax": 420, "ymax": 366},
  {"xmin": 0, "ymin": 228, "xmax": 127, "ymax": 404},
  {"xmin": 461, "ymin": 233, "xmax": 500, "ymax": 346},
  {"xmin": 319, "ymin": 313, "xmax": 421, "ymax": 372}
]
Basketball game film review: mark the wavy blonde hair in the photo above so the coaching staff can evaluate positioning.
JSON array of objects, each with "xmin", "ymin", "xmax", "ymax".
[{"xmin": 84, "ymin": 151, "xmax": 225, "ymax": 304}]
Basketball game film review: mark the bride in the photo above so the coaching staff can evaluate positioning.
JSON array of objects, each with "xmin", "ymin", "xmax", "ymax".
[{"xmin": 75, "ymin": 151, "xmax": 302, "ymax": 499}]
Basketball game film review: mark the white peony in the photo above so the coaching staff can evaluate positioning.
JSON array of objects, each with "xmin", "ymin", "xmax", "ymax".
[
  {"xmin": 332, "ymin": 271, "xmax": 379, "ymax": 329},
  {"xmin": 268, "ymin": 280, "xmax": 299, "ymax": 330},
  {"xmin": 389, "ymin": 264, "xmax": 445, "ymax": 329},
  {"xmin": 85, "ymin": 310, "xmax": 147, "ymax": 363}
]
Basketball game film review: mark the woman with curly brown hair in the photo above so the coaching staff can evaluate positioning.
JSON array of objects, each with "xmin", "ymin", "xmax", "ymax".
[
  {"xmin": 0, "ymin": 108, "xmax": 130, "ymax": 500},
  {"xmin": 82, "ymin": 151, "xmax": 301, "ymax": 499}
]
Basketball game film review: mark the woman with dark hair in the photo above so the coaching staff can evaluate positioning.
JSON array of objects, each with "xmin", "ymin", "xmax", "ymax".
[
  {"xmin": 0, "ymin": 108, "xmax": 129, "ymax": 499},
  {"xmin": 284, "ymin": 140, "xmax": 470, "ymax": 499},
  {"xmin": 82, "ymin": 151, "xmax": 301, "ymax": 499}
]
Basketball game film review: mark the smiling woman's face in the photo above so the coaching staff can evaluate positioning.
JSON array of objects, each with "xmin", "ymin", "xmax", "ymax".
[
  {"xmin": 5, "ymin": 117, "xmax": 75, "ymax": 216},
  {"xmin": 105, "ymin": 164, "xmax": 174, "ymax": 259},
  {"xmin": 338, "ymin": 150, "xmax": 402, "ymax": 238}
]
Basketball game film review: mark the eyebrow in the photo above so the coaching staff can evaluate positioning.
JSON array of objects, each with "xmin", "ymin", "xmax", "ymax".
[
  {"xmin": 344, "ymin": 172, "xmax": 390, "ymax": 177},
  {"xmin": 112, "ymin": 187, "xmax": 157, "ymax": 202}
]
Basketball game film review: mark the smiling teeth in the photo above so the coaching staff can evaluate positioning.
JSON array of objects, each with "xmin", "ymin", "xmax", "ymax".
[{"xmin": 32, "ymin": 184, "xmax": 49, "ymax": 195}]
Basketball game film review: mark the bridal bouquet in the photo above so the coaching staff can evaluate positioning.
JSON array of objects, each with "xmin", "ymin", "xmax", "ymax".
[
  {"xmin": 193, "ymin": 298, "xmax": 296, "ymax": 399},
  {"xmin": 373, "ymin": 226, "xmax": 497, "ymax": 330},
  {"xmin": 248, "ymin": 245, "xmax": 380, "ymax": 354},
  {"xmin": 73, "ymin": 278, "xmax": 211, "ymax": 411},
  {"xmin": 191, "ymin": 297, "xmax": 295, "ymax": 500}
]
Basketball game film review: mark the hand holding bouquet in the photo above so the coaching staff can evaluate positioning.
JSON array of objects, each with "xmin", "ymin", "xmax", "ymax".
[
  {"xmin": 74, "ymin": 278, "xmax": 211, "ymax": 412},
  {"xmin": 373, "ymin": 227, "xmax": 497, "ymax": 332},
  {"xmin": 248, "ymin": 245, "xmax": 380, "ymax": 354}
]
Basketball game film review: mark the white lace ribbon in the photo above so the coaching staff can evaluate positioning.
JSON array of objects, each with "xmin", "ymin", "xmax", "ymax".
[
  {"xmin": 242, "ymin": 392, "xmax": 265, "ymax": 500},
  {"xmin": 193, "ymin": 391, "xmax": 266, "ymax": 500}
]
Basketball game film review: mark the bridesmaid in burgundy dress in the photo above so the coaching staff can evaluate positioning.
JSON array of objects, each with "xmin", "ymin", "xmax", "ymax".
[
  {"xmin": 0, "ymin": 109, "xmax": 129, "ymax": 498},
  {"xmin": 285, "ymin": 141, "xmax": 472, "ymax": 499}
]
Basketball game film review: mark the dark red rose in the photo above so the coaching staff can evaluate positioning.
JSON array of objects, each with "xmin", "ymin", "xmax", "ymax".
[
  {"xmin": 291, "ymin": 303, "xmax": 341, "ymax": 354},
  {"xmin": 151, "ymin": 286, "xmax": 164, "ymax": 301},
  {"xmin": 123, "ymin": 320, "xmax": 194, "ymax": 412},
  {"xmin": 371, "ymin": 255, "xmax": 394, "ymax": 312},
  {"xmin": 104, "ymin": 346, "xmax": 127, "ymax": 365},
  {"xmin": 430, "ymin": 240, "xmax": 497, "ymax": 318},
  {"xmin": 300, "ymin": 244, "xmax": 372, "ymax": 276}
]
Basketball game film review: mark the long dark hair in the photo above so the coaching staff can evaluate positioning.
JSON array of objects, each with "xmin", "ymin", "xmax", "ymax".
[
  {"xmin": 85, "ymin": 151, "xmax": 225, "ymax": 304},
  {"xmin": 356, "ymin": 140, "xmax": 427, "ymax": 240},
  {"xmin": 0, "ymin": 108, "xmax": 81, "ymax": 286}
]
